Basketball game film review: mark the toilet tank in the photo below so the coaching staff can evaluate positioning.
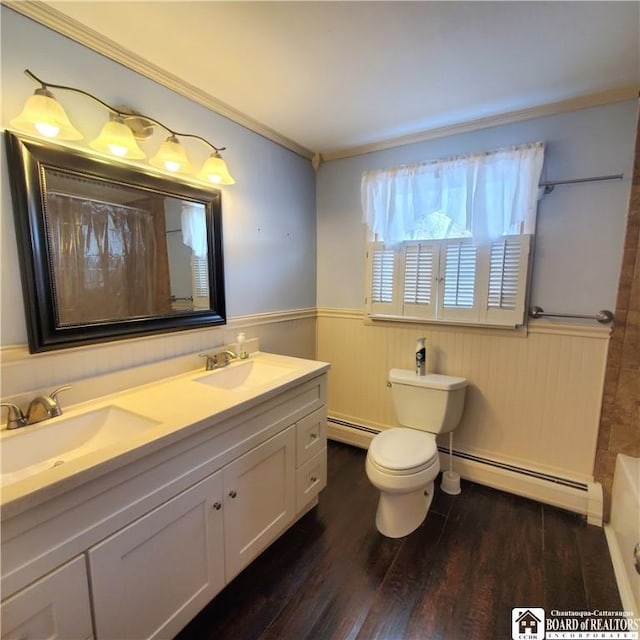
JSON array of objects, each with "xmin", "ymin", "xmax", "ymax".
[{"xmin": 388, "ymin": 369, "xmax": 467, "ymax": 434}]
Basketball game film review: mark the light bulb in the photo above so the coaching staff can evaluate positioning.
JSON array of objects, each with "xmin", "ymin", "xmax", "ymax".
[
  {"xmin": 11, "ymin": 87, "xmax": 82, "ymax": 141},
  {"xmin": 196, "ymin": 152, "xmax": 235, "ymax": 185},
  {"xmin": 90, "ymin": 117, "xmax": 146, "ymax": 160},
  {"xmin": 35, "ymin": 122, "xmax": 60, "ymax": 138},
  {"xmin": 107, "ymin": 143, "xmax": 128, "ymax": 157},
  {"xmin": 150, "ymin": 135, "xmax": 192, "ymax": 174}
]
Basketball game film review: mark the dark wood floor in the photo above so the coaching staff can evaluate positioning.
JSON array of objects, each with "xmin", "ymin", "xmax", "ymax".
[{"xmin": 175, "ymin": 441, "xmax": 621, "ymax": 640}]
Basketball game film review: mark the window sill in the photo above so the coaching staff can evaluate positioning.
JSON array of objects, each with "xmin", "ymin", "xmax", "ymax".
[
  {"xmin": 316, "ymin": 308, "xmax": 612, "ymax": 340},
  {"xmin": 365, "ymin": 313, "xmax": 528, "ymax": 336}
]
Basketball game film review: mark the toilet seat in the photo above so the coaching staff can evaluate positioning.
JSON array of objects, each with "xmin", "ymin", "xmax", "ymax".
[{"xmin": 368, "ymin": 428, "xmax": 438, "ymax": 475}]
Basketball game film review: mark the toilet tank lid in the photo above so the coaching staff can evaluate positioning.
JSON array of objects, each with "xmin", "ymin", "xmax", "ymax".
[{"xmin": 389, "ymin": 369, "xmax": 467, "ymax": 390}]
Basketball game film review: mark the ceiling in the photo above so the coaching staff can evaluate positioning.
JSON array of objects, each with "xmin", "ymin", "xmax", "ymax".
[{"xmin": 13, "ymin": 1, "xmax": 640, "ymax": 159}]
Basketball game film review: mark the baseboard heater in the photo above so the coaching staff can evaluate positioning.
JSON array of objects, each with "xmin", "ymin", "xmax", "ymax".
[
  {"xmin": 327, "ymin": 417, "xmax": 603, "ymax": 525},
  {"xmin": 443, "ymin": 447, "xmax": 588, "ymax": 491}
]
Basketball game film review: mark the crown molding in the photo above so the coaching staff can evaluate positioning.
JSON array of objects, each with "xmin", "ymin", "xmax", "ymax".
[
  {"xmin": 321, "ymin": 85, "xmax": 640, "ymax": 161},
  {"xmin": 5, "ymin": 1, "xmax": 637, "ymax": 164},
  {"xmin": 3, "ymin": 0, "xmax": 315, "ymax": 160}
]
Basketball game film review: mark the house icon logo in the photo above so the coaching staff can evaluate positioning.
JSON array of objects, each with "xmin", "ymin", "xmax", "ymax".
[{"xmin": 512, "ymin": 607, "xmax": 545, "ymax": 640}]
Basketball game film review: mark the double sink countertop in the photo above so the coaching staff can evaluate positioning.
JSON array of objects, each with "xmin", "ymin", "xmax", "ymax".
[{"xmin": 0, "ymin": 351, "xmax": 330, "ymax": 519}]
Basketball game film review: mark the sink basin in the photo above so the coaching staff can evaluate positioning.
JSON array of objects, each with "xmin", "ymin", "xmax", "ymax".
[
  {"xmin": 1, "ymin": 406, "xmax": 159, "ymax": 485},
  {"xmin": 194, "ymin": 359, "xmax": 295, "ymax": 392}
]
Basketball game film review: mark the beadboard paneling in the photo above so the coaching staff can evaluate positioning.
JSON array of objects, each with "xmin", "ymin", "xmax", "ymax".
[
  {"xmin": 317, "ymin": 310, "xmax": 610, "ymax": 483},
  {"xmin": 0, "ymin": 310, "xmax": 316, "ymax": 399}
]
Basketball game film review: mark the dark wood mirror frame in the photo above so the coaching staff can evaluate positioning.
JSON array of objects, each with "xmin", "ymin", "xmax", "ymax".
[{"xmin": 5, "ymin": 131, "xmax": 226, "ymax": 353}]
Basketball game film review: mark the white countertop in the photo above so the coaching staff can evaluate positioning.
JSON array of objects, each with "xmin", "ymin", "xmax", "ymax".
[{"xmin": 0, "ymin": 351, "xmax": 329, "ymax": 518}]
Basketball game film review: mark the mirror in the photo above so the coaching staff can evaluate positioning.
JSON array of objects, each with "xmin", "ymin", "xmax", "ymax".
[{"xmin": 5, "ymin": 131, "xmax": 226, "ymax": 353}]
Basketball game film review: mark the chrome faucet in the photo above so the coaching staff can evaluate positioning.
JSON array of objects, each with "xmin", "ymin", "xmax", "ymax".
[
  {"xmin": 26, "ymin": 396, "xmax": 60, "ymax": 425},
  {"xmin": 26, "ymin": 385, "xmax": 71, "ymax": 425},
  {"xmin": 199, "ymin": 353, "xmax": 217, "ymax": 371},
  {"xmin": 199, "ymin": 350, "xmax": 238, "ymax": 371},
  {"xmin": 218, "ymin": 350, "xmax": 239, "ymax": 365},
  {"xmin": 0, "ymin": 403, "xmax": 28, "ymax": 430},
  {"xmin": 0, "ymin": 385, "xmax": 72, "ymax": 429}
]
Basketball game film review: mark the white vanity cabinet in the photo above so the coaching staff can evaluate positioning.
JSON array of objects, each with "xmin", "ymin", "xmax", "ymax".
[
  {"xmin": 88, "ymin": 423, "xmax": 305, "ymax": 639},
  {"xmin": 88, "ymin": 471, "xmax": 225, "ymax": 640},
  {"xmin": 0, "ymin": 555, "xmax": 93, "ymax": 640},
  {"xmin": 223, "ymin": 425, "xmax": 296, "ymax": 581},
  {"xmin": 1, "ymin": 365, "xmax": 328, "ymax": 640}
]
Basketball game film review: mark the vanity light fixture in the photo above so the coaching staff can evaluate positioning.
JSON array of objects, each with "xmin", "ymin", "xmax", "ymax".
[
  {"xmin": 11, "ymin": 69, "xmax": 235, "ymax": 185},
  {"xmin": 90, "ymin": 114, "xmax": 146, "ymax": 159},
  {"xmin": 10, "ymin": 86, "xmax": 82, "ymax": 140},
  {"xmin": 151, "ymin": 135, "xmax": 193, "ymax": 174},
  {"xmin": 197, "ymin": 151, "xmax": 236, "ymax": 185}
]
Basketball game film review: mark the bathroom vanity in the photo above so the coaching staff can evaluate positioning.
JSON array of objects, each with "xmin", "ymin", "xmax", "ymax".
[{"xmin": 0, "ymin": 351, "xmax": 329, "ymax": 640}]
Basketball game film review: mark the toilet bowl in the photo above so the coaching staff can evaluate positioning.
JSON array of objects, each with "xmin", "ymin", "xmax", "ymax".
[
  {"xmin": 366, "ymin": 428, "xmax": 440, "ymax": 537},
  {"xmin": 366, "ymin": 369, "xmax": 467, "ymax": 538}
]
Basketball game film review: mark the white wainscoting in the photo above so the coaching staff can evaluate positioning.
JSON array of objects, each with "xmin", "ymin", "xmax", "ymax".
[
  {"xmin": 0, "ymin": 309, "xmax": 316, "ymax": 402},
  {"xmin": 317, "ymin": 309, "xmax": 610, "ymax": 519}
]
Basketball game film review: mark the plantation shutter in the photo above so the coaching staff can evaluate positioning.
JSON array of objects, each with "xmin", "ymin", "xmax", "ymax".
[
  {"xmin": 483, "ymin": 234, "xmax": 531, "ymax": 326},
  {"xmin": 191, "ymin": 255, "xmax": 210, "ymax": 309},
  {"xmin": 365, "ymin": 236, "xmax": 530, "ymax": 326},
  {"xmin": 439, "ymin": 240, "xmax": 478, "ymax": 321},
  {"xmin": 366, "ymin": 243, "xmax": 400, "ymax": 315},
  {"xmin": 402, "ymin": 242, "xmax": 436, "ymax": 320}
]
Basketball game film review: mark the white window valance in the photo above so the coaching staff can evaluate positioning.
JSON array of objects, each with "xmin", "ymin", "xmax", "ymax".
[{"xmin": 361, "ymin": 142, "xmax": 545, "ymax": 244}]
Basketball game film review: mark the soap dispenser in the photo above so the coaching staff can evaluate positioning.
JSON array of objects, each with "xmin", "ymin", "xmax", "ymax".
[
  {"xmin": 415, "ymin": 337, "xmax": 426, "ymax": 376},
  {"xmin": 237, "ymin": 332, "xmax": 249, "ymax": 359}
]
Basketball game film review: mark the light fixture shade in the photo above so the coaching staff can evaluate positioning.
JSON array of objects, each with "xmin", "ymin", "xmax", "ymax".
[
  {"xmin": 90, "ymin": 117, "xmax": 146, "ymax": 159},
  {"xmin": 150, "ymin": 135, "xmax": 193, "ymax": 174},
  {"xmin": 10, "ymin": 88, "xmax": 82, "ymax": 140},
  {"xmin": 196, "ymin": 152, "xmax": 235, "ymax": 185}
]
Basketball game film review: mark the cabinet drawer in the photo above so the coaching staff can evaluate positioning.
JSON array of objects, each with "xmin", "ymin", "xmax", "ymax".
[
  {"xmin": 1, "ymin": 555, "xmax": 92, "ymax": 640},
  {"xmin": 295, "ymin": 448, "xmax": 327, "ymax": 513},
  {"xmin": 296, "ymin": 407, "xmax": 326, "ymax": 466}
]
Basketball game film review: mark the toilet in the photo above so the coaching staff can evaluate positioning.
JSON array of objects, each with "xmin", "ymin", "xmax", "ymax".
[{"xmin": 366, "ymin": 369, "xmax": 467, "ymax": 538}]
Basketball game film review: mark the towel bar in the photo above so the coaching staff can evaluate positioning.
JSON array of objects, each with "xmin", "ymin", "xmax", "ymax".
[{"xmin": 528, "ymin": 306, "xmax": 614, "ymax": 324}]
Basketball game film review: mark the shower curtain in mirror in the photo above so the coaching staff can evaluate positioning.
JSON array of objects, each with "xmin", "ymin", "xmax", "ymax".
[{"xmin": 46, "ymin": 193, "xmax": 171, "ymax": 326}]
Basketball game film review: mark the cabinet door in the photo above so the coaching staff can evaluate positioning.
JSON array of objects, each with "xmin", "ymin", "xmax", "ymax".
[
  {"xmin": 88, "ymin": 471, "xmax": 224, "ymax": 640},
  {"xmin": 223, "ymin": 425, "xmax": 296, "ymax": 581},
  {"xmin": 1, "ymin": 555, "xmax": 92, "ymax": 640}
]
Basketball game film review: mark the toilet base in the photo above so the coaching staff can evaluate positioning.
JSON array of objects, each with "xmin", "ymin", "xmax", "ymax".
[{"xmin": 374, "ymin": 481, "xmax": 435, "ymax": 538}]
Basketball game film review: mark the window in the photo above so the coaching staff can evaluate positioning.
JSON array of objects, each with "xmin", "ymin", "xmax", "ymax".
[
  {"xmin": 191, "ymin": 254, "xmax": 210, "ymax": 309},
  {"xmin": 367, "ymin": 234, "xmax": 531, "ymax": 326},
  {"xmin": 362, "ymin": 143, "xmax": 544, "ymax": 328}
]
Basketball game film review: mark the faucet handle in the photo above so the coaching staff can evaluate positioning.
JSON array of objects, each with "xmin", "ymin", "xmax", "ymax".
[
  {"xmin": 49, "ymin": 385, "xmax": 71, "ymax": 417},
  {"xmin": 199, "ymin": 353, "xmax": 216, "ymax": 371},
  {"xmin": 1, "ymin": 402, "xmax": 28, "ymax": 429},
  {"xmin": 215, "ymin": 351, "xmax": 230, "ymax": 367}
]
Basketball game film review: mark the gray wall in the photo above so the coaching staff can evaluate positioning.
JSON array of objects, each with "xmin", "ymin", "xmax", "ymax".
[
  {"xmin": 317, "ymin": 101, "xmax": 638, "ymax": 315},
  {"xmin": 0, "ymin": 7, "xmax": 316, "ymax": 347}
]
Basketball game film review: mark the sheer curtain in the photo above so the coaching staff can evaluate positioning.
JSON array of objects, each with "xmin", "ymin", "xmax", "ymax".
[
  {"xmin": 361, "ymin": 142, "xmax": 545, "ymax": 244},
  {"xmin": 181, "ymin": 203, "xmax": 208, "ymax": 258}
]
